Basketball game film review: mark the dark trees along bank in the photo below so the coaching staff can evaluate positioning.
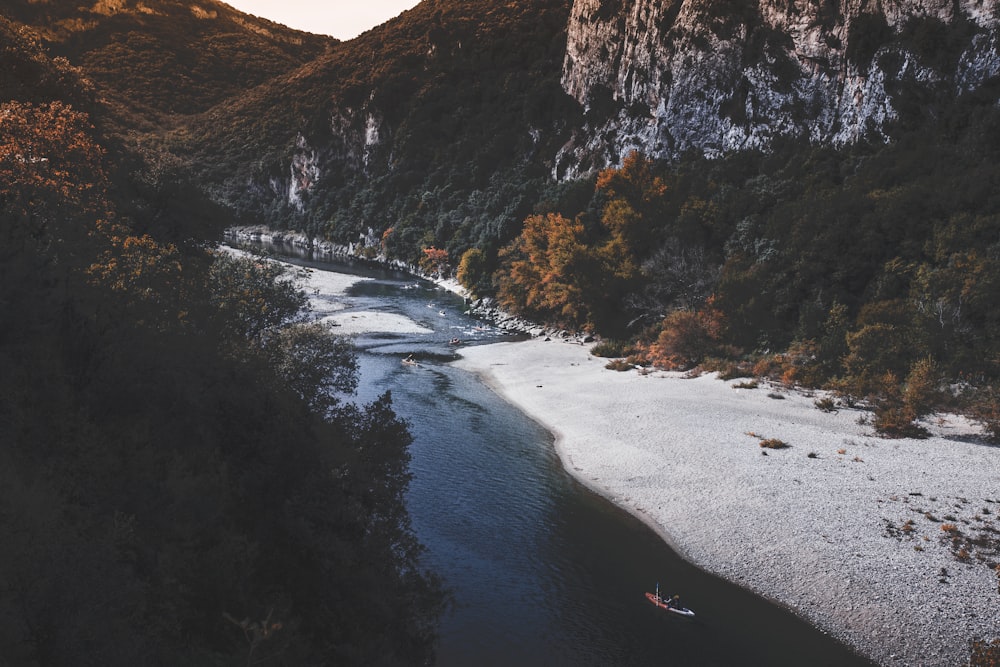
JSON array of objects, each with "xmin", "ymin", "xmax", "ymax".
[{"xmin": 0, "ymin": 18, "xmax": 443, "ymax": 666}]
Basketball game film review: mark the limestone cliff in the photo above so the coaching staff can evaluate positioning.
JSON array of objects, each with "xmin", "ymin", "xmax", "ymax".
[{"xmin": 556, "ymin": 0, "xmax": 1000, "ymax": 176}]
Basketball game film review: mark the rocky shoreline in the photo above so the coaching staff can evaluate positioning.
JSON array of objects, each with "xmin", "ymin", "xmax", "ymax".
[{"xmin": 223, "ymin": 225, "xmax": 592, "ymax": 342}]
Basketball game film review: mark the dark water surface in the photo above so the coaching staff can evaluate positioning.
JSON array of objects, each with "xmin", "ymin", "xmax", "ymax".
[{"xmin": 257, "ymin": 244, "xmax": 874, "ymax": 667}]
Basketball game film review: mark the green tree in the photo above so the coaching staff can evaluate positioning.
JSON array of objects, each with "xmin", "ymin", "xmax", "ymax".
[
  {"xmin": 208, "ymin": 251, "xmax": 308, "ymax": 343},
  {"xmin": 457, "ymin": 246, "xmax": 489, "ymax": 296}
]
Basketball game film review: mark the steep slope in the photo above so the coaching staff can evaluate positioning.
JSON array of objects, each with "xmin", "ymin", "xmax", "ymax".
[
  {"xmin": 173, "ymin": 0, "xmax": 1000, "ymax": 267},
  {"xmin": 557, "ymin": 0, "xmax": 1000, "ymax": 174},
  {"xmin": 174, "ymin": 0, "xmax": 576, "ymax": 261},
  {"xmin": 1, "ymin": 0, "xmax": 333, "ymax": 121},
  {"xmin": 0, "ymin": 20, "xmax": 443, "ymax": 664}
]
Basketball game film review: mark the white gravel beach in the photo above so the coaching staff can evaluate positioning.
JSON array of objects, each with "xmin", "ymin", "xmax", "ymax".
[{"xmin": 453, "ymin": 338, "xmax": 1000, "ymax": 667}]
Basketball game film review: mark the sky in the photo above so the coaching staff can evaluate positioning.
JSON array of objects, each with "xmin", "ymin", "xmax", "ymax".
[{"xmin": 223, "ymin": 1, "xmax": 422, "ymax": 41}]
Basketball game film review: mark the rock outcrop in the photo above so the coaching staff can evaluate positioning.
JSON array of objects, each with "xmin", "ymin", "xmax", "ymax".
[{"xmin": 556, "ymin": 0, "xmax": 1000, "ymax": 176}]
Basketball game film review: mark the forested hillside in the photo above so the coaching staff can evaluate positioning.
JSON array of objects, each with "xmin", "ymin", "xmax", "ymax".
[
  {"xmin": 172, "ymin": 0, "xmax": 576, "ymax": 273},
  {"xmin": 0, "ymin": 15, "xmax": 442, "ymax": 665},
  {"xmin": 492, "ymin": 100, "xmax": 1000, "ymax": 438},
  {"xmin": 8, "ymin": 0, "xmax": 1000, "ymax": 432},
  {"xmin": 2, "ymin": 0, "xmax": 332, "ymax": 122}
]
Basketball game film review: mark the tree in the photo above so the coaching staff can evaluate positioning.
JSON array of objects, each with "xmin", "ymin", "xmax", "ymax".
[
  {"xmin": 647, "ymin": 303, "xmax": 726, "ymax": 369},
  {"xmin": 420, "ymin": 246, "xmax": 449, "ymax": 275},
  {"xmin": 208, "ymin": 251, "xmax": 308, "ymax": 343},
  {"xmin": 259, "ymin": 320, "xmax": 358, "ymax": 414},
  {"xmin": 496, "ymin": 212, "xmax": 596, "ymax": 327},
  {"xmin": 457, "ymin": 247, "xmax": 488, "ymax": 296},
  {"xmin": 0, "ymin": 101, "xmax": 111, "ymax": 315}
]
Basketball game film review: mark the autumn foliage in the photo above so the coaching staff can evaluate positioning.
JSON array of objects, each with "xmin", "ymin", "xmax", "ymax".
[
  {"xmin": 497, "ymin": 212, "xmax": 595, "ymax": 326},
  {"xmin": 645, "ymin": 303, "xmax": 726, "ymax": 370},
  {"xmin": 420, "ymin": 245, "xmax": 450, "ymax": 275}
]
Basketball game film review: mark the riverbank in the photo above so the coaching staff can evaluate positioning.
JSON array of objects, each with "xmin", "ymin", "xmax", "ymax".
[
  {"xmin": 224, "ymin": 226, "xmax": 566, "ymax": 338},
  {"xmin": 453, "ymin": 338, "xmax": 1000, "ymax": 666}
]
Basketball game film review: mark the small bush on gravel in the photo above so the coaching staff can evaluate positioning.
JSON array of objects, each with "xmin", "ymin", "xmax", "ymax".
[
  {"xmin": 759, "ymin": 438, "xmax": 790, "ymax": 449},
  {"xmin": 814, "ymin": 397, "xmax": 837, "ymax": 412},
  {"xmin": 592, "ymin": 339, "xmax": 635, "ymax": 358}
]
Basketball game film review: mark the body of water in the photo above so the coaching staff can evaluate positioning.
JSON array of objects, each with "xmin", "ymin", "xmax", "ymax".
[{"xmin": 255, "ymin": 244, "xmax": 873, "ymax": 666}]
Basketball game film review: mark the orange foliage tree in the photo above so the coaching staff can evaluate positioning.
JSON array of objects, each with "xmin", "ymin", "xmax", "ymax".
[
  {"xmin": 646, "ymin": 300, "xmax": 726, "ymax": 369},
  {"xmin": 0, "ymin": 101, "xmax": 110, "ymax": 259},
  {"xmin": 497, "ymin": 212, "xmax": 597, "ymax": 328},
  {"xmin": 496, "ymin": 154, "xmax": 674, "ymax": 332},
  {"xmin": 0, "ymin": 101, "xmax": 185, "ymax": 325},
  {"xmin": 595, "ymin": 150, "xmax": 669, "ymax": 258},
  {"xmin": 420, "ymin": 246, "xmax": 449, "ymax": 275}
]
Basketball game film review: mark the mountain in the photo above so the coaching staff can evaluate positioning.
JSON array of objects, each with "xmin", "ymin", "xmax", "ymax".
[
  {"xmin": 10, "ymin": 0, "xmax": 999, "ymax": 263},
  {"xmin": 172, "ymin": 0, "xmax": 576, "ymax": 260},
  {"xmin": 5, "ymin": 1, "xmax": 1000, "ymax": 663},
  {"xmin": 557, "ymin": 0, "xmax": 1000, "ymax": 175},
  {"xmin": 171, "ymin": 0, "xmax": 1000, "ymax": 265},
  {"xmin": 2, "ymin": 0, "xmax": 333, "ymax": 123}
]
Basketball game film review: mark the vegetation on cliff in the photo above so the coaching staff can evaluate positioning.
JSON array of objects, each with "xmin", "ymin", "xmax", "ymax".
[{"xmin": 493, "ymin": 92, "xmax": 1000, "ymax": 438}]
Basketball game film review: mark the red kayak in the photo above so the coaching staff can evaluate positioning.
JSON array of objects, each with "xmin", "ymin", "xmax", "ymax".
[{"xmin": 646, "ymin": 586, "xmax": 695, "ymax": 617}]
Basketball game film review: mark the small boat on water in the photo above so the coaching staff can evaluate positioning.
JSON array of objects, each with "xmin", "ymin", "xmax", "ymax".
[
  {"xmin": 645, "ymin": 583, "xmax": 694, "ymax": 617},
  {"xmin": 402, "ymin": 355, "xmax": 420, "ymax": 367}
]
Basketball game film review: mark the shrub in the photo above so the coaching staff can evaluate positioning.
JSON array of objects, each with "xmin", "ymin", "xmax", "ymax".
[
  {"xmin": 605, "ymin": 358, "xmax": 634, "ymax": 372},
  {"xmin": 706, "ymin": 358, "xmax": 753, "ymax": 380},
  {"xmin": 648, "ymin": 306, "xmax": 724, "ymax": 369},
  {"xmin": 591, "ymin": 339, "xmax": 635, "ymax": 358},
  {"xmin": 967, "ymin": 385, "xmax": 1000, "ymax": 443},
  {"xmin": 903, "ymin": 357, "xmax": 940, "ymax": 417},
  {"xmin": 815, "ymin": 397, "xmax": 837, "ymax": 412},
  {"xmin": 419, "ymin": 246, "xmax": 449, "ymax": 275},
  {"xmin": 871, "ymin": 370, "xmax": 932, "ymax": 438},
  {"xmin": 760, "ymin": 438, "xmax": 790, "ymax": 449}
]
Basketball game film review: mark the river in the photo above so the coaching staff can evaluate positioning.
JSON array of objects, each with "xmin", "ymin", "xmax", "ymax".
[{"xmin": 254, "ymin": 243, "xmax": 874, "ymax": 667}]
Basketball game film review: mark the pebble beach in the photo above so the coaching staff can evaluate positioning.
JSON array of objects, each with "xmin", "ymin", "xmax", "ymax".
[{"xmin": 453, "ymin": 338, "xmax": 1000, "ymax": 667}]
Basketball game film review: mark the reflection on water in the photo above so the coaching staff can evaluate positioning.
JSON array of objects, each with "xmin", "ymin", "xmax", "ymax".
[{"xmin": 250, "ymin": 242, "xmax": 874, "ymax": 667}]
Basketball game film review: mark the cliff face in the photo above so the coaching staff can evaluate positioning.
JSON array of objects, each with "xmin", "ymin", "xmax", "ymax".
[{"xmin": 556, "ymin": 0, "xmax": 1000, "ymax": 176}]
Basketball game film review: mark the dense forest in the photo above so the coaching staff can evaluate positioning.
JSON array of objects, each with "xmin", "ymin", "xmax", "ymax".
[
  {"xmin": 169, "ymin": 0, "xmax": 576, "ymax": 268},
  {"xmin": 487, "ymin": 93, "xmax": 1000, "ymax": 439},
  {"xmin": 0, "ymin": 16, "xmax": 443, "ymax": 666}
]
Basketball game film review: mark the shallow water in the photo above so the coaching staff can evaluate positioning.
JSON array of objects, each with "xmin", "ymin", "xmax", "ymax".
[{"xmin": 256, "ymin": 243, "xmax": 874, "ymax": 666}]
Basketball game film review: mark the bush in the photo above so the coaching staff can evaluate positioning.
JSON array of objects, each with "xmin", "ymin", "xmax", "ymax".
[
  {"xmin": 605, "ymin": 358, "xmax": 634, "ymax": 371},
  {"xmin": 648, "ymin": 306, "xmax": 724, "ymax": 369},
  {"xmin": 591, "ymin": 339, "xmax": 635, "ymax": 358},
  {"xmin": 967, "ymin": 385, "xmax": 1000, "ymax": 443},
  {"xmin": 733, "ymin": 380, "xmax": 759, "ymax": 389},
  {"xmin": 871, "ymin": 361, "xmax": 940, "ymax": 438},
  {"xmin": 457, "ymin": 247, "xmax": 488, "ymax": 296},
  {"xmin": 760, "ymin": 438, "xmax": 790, "ymax": 449},
  {"xmin": 814, "ymin": 397, "xmax": 837, "ymax": 412},
  {"xmin": 969, "ymin": 637, "xmax": 1000, "ymax": 667}
]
